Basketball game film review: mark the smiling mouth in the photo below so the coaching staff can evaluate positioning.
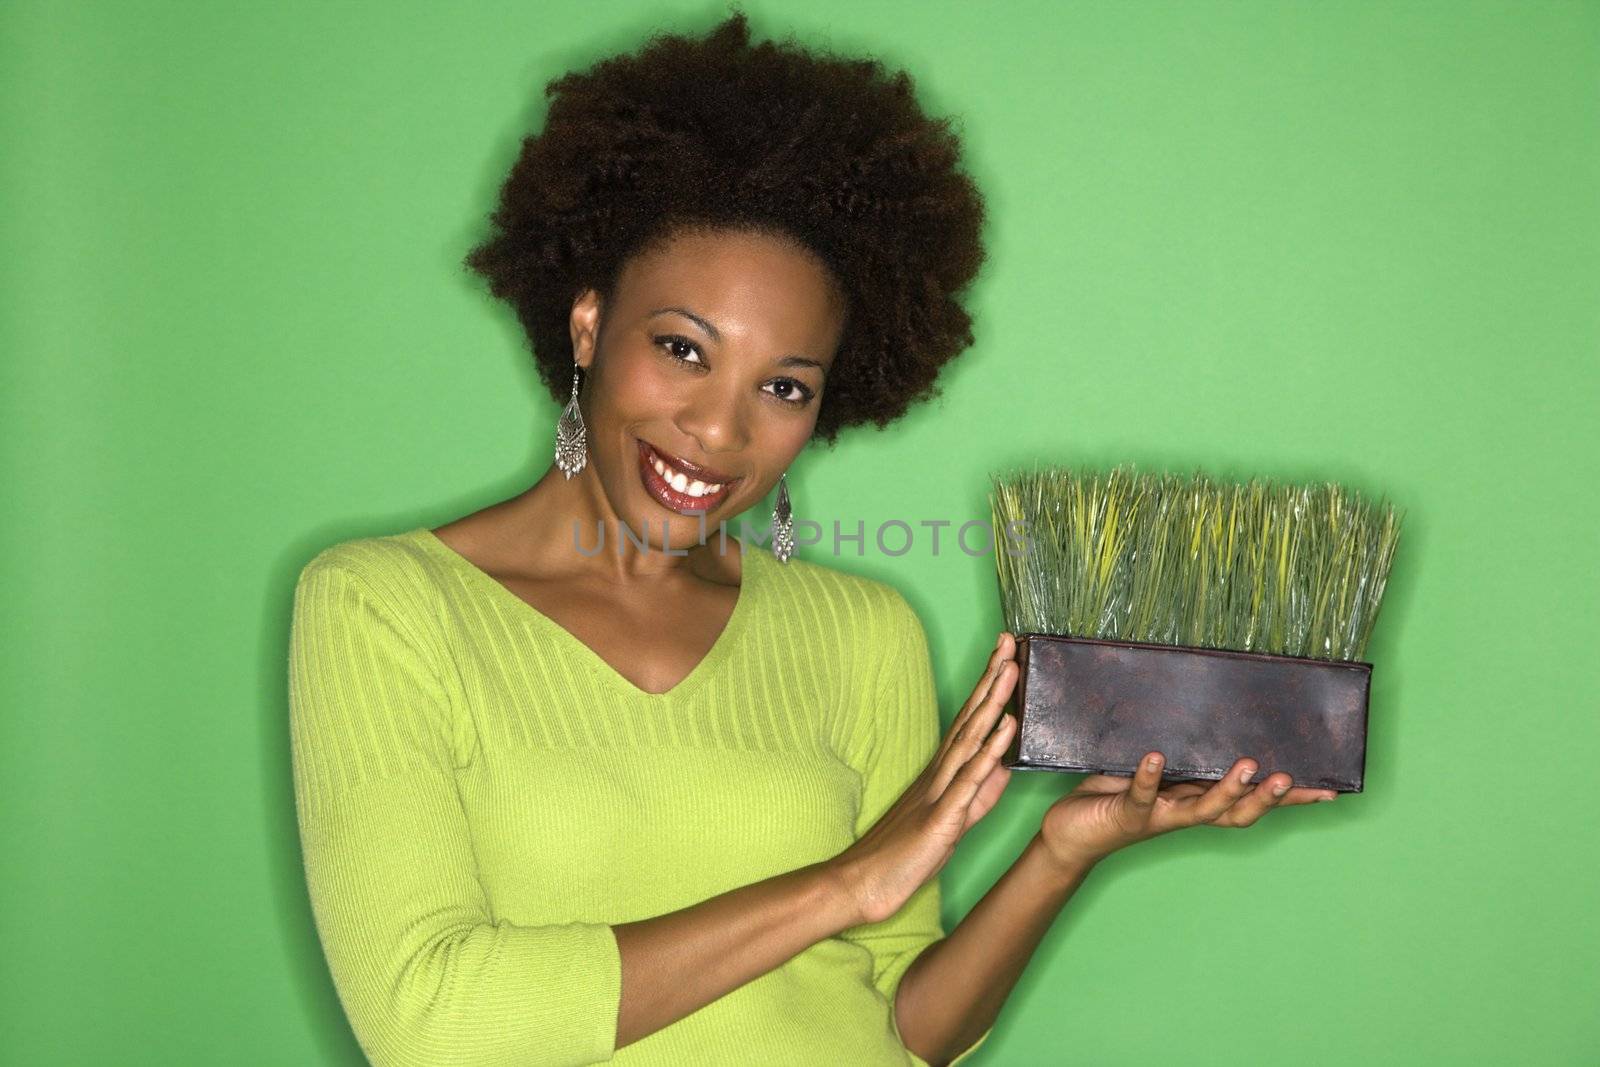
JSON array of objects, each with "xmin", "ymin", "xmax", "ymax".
[{"xmin": 637, "ymin": 439, "xmax": 740, "ymax": 513}]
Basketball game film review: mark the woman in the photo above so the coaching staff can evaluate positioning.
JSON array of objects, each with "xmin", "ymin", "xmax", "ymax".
[{"xmin": 287, "ymin": 13, "xmax": 1338, "ymax": 1066}]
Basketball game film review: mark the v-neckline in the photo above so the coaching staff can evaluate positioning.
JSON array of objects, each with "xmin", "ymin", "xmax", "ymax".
[{"xmin": 406, "ymin": 525, "xmax": 764, "ymax": 701}]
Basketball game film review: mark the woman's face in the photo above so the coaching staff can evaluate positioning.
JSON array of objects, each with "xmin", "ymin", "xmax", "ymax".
[{"xmin": 568, "ymin": 226, "xmax": 847, "ymax": 552}]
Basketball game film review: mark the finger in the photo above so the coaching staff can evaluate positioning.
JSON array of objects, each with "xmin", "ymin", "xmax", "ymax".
[
  {"xmin": 934, "ymin": 652, "xmax": 1011, "ymax": 767},
  {"xmin": 961, "ymin": 762, "xmax": 1012, "ymax": 832},
  {"xmin": 1172, "ymin": 759, "xmax": 1263, "ymax": 825},
  {"xmin": 940, "ymin": 711, "xmax": 1017, "ymax": 815},
  {"xmin": 1246, "ymin": 784, "xmax": 1334, "ymax": 811},
  {"xmin": 1158, "ymin": 782, "xmax": 1211, "ymax": 803},
  {"xmin": 948, "ymin": 634, "xmax": 1016, "ymax": 739},
  {"xmin": 1121, "ymin": 752, "xmax": 1165, "ymax": 819},
  {"xmin": 1214, "ymin": 772, "xmax": 1298, "ymax": 827},
  {"xmin": 910, "ymin": 665, "xmax": 1004, "ymax": 795},
  {"xmin": 935, "ymin": 634, "xmax": 1015, "ymax": 763},
  {"xmin": 934, "ymin": 666, "xmax": 1000, "ymax": 766},
  {"xmin": 960, "ymin": 632, "xmax": 1011, "ymax": 717},
  {"xmin": 930, "ymin": 661, "xmax": 1017, "ymax": 796}
]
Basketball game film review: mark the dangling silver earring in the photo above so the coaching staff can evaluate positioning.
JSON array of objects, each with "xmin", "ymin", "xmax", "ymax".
[
  {"xmin": 773, "ymin": 471, "xmax": 795, "ymax": 563},
  {"xmin": 554, "ymin": 367, "xmax": 587, "ymax": 478}
]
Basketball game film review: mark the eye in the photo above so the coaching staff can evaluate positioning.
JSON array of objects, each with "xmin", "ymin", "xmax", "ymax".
[
  {"xmin": 655, "ymin": 334, "xmax": 815, "ymax": 409},
  {"xmin": 763, "ymin": 378, "xmax": 816, "ymax": 407},
  {"xmin": 655, "ymin": 335, "xmax": 705, "ymax": 366}
]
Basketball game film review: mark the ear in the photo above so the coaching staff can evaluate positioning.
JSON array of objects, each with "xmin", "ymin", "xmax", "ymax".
[{"xmin": 569, "ymin": 288, "xmax": 602, "ymax": 372}]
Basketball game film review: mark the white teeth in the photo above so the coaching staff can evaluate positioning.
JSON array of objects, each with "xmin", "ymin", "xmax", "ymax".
[{"xmin": 647, "ymin": 447, "xmax": 726, "ymax": 497}]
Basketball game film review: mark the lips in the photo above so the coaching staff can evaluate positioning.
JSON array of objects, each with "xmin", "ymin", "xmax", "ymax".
[{"xmin": 637, "ymin": 439, "xmax": 739, "ymax": 514}]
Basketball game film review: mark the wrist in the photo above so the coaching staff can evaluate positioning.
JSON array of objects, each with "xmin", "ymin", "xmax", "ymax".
[
  {"xmin": 1026, "ymin": 832, "xmax": 1100, "ymax": 885},
  {"xmin": 812, "ymin": 858, "xmax": 870, "ymax": 930}
]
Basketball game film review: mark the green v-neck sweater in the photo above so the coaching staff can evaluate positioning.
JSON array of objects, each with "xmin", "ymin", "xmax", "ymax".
[{"xmin": 288, "ymin": 526, "xmax": 993, "ymax": 1066}]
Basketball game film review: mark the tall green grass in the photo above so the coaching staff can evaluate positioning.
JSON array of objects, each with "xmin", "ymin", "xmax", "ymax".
[{"xmin": 989, "ymin": 464, "xmax": 1402, "ymax": 661}]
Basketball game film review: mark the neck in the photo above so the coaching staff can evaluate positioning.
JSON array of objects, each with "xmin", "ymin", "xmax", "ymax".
[{"xmin": 494, "ymin": 462, "xmax": 745, "ymax": 587}]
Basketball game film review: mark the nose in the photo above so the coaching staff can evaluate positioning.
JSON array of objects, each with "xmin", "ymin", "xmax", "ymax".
[{"xmin": 674, "ymin": 378, "xmax": 751, "ymax": 457}]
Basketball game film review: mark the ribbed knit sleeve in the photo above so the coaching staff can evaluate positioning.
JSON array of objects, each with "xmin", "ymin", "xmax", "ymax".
[
  {"xmin": 288, "ymin": 552, "xmax": 623, "ymax": 1067},
  {"xmin": 838, "ymin": 590, "xmax": 993, "ymax": 1067}
]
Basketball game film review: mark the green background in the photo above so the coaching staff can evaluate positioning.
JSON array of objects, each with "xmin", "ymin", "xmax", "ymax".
[{"xmin": 4, "ymin": 1, "xmax": 1596, "ymax": 1063}]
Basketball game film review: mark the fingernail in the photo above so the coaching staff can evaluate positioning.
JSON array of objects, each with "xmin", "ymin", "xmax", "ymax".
[
  {"xmin": 1146, "ymin": 756, "xmax": 1161, "ymax": 771},
  {"xmin": 995, "ymin": 632, "xmax": 1004, "ymax": 649},
  {"xmin": 1238, "ymin": 764, "xmax": 1255, "ymax": 783},
  {"xmin": 1317, "ymin": 794, "xmax": 1337, "ymax": 802},
  {"xmin": 1273, "ymin": 783, "xmax": 1289, "ymax": 796}
]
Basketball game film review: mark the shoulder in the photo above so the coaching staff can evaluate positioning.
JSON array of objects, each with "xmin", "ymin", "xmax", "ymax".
[
  {"xmin": 298, "ymin": 529, "xmax": 435, "ymax": 592},
  {"xmin": 294, "ymin": 530, "xmax": 446, "ymax": 640}
]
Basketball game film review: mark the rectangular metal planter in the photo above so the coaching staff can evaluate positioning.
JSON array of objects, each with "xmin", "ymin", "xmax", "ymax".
[{"xmin": 1001, "ymin": 633, "xmax": 1371, "ymax": 793}]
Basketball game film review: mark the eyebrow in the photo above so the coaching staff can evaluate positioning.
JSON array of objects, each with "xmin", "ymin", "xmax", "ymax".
[{"xmin": 648, "ymin": 306, "xmax": 828, "ymax": 376}]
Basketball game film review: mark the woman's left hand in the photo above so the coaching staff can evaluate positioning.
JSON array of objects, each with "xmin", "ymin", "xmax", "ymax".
[{"xmin": 1036, "ymin": 748, "xmax": 1340, "ymax": 870}]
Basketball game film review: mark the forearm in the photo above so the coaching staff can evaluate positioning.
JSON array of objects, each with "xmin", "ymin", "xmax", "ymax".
[
  {"xmin": 612, "ymin": 859, "xmax": 858, "ymax": 1050},
  {"xmin": 892, "ymin": 832, "xmax": 1095, "ymax": 1066}
]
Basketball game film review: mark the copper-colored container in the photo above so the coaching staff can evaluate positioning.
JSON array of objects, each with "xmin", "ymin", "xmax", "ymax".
[{"xmin": 1002, "ymin": 633, "xmax": 1371, "ymax": 793}]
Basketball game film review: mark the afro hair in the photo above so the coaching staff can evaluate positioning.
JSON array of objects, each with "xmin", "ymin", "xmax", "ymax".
[{"xmin": 462, "ymin": 9, "xmax": 987, "ymax": 446}]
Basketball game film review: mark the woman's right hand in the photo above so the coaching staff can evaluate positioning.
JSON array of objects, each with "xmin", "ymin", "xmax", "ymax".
[{"xmin": 827, "ymin": 633, "xmax": 1020, "ymax": 926}]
